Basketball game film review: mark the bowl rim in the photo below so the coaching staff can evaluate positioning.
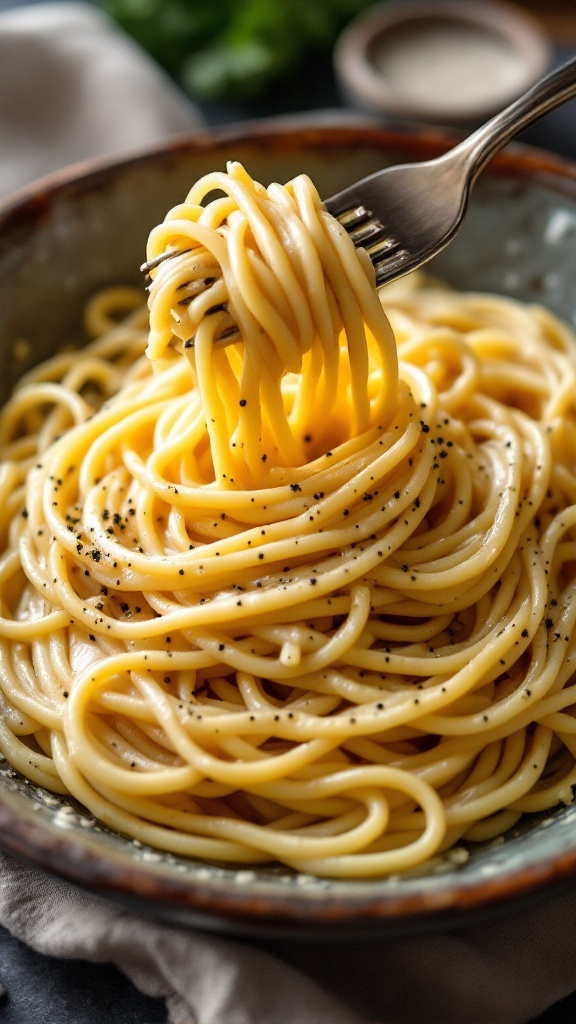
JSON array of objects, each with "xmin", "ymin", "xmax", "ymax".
[
  {"xmin": 1, "ymin": 114, "xmax": 575, "ymax": 225},
  {"xmin": 3, "ymin": 790, "xmax": 576, "ymax": 939}
]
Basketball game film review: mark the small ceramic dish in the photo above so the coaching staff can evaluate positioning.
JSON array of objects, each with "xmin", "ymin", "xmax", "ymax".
[
  {"xmin": 334, "ymin": 0, "xmax": 552, "ymax": 125},
  {"xmin": 2, "ymin": 123, "xmax": 576, "ymax": 937}
]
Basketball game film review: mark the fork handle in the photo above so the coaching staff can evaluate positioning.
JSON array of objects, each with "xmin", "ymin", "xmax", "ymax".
[{"xmin": 451, "ymin": 56, "xmax": 576, "ymax": 181}]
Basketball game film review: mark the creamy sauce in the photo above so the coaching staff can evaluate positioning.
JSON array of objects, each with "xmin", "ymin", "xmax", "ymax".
[{"xmin": 369, "ymin": 20, "xmax": 530, "ymax": 117}]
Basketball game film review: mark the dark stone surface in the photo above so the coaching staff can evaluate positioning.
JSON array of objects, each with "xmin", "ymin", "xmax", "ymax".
[{"xmin": 0, "ymin": 925, "xmax": 167, "ymax": 1024}]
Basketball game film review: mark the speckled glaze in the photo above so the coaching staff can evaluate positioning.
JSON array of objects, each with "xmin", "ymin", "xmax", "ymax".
[{"xmin": 2, "ymin": 123, "xmax": 576, "ymax": 938}]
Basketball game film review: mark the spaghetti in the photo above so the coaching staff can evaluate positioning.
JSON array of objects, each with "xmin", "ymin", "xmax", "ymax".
[{"xmin": 1, "ymin": 162, "xmax": 576, "ymax": 878}]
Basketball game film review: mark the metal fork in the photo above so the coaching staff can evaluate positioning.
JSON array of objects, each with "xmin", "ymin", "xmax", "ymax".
[{"xmin": 324, "ymin": 57, "xmax": 576, "ymax": 288}]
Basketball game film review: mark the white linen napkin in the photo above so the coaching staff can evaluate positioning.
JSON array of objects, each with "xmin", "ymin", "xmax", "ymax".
[
  {"xmin": 0, "ymin": 0, "xmax": 202, "ymax": 198},
  {"xmin": 3, "ymin": 850, "xmax": 576, "ymax": 1024},
  {"xmin": 1, "ymin": 5, "xmax": 576, "ymax": 1024}
]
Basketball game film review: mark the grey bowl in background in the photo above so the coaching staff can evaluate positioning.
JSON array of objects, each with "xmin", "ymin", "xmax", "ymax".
[{"xmin": 334, "ymin": 0, "xmax": 552, "ymax": 126}]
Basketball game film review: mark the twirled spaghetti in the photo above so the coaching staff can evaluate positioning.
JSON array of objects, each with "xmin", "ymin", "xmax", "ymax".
[{"xmin": 1, "ymin": 162, "xmax": 576, "ymax": 878}]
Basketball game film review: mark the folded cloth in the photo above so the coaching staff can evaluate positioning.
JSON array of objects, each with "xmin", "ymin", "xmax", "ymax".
[
  {"xmin": 0, "ymin": 0, "xmax": 202, "ymax": 198},
  {"xmin": 3, "ymin": 851, "xmax": 576, "ymax": 1024},
  {"xmin": 0, "ymin": 854, "xmax": 366, "ymax": 1024}
]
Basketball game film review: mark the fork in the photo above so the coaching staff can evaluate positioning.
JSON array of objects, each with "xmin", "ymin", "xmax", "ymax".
[{"xmin": 324, "ymin": 57, "xmax": 576, "ymax": 287}]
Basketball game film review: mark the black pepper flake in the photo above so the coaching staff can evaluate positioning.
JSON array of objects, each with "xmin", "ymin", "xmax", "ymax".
[{"xmin": 239, "ymin": 398, "xmax": 247, "ymax": 407}]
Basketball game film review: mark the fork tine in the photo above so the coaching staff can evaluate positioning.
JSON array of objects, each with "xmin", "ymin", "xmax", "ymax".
[
  {"xmin": 330, "ymin": 204, "xmax": 404, "ymax": 280},
  {"xmin": 140, "ymin": 247, "xmax": 191, "ymax": 273},
  {"xmin": 348, "ymin": 221, "xmax": 387, "ymax": 246},
  {"xmin": 326, "ymin": 192, "xmax": 406, "ymax": 274},
  {"xmin": 373, "ymin": 249, "xmax": 411, "ymax": 287},
  {"xmin": 328, "ymin": 202, "xmax": 371, "ymax": 226}
]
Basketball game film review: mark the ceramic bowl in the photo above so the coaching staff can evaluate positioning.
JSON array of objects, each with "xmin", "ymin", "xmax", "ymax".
[
  {"xmin": 2, "ymin": 122, "xmax": 576, "ymax": 938},
  {"xmin": 333, "ymin": 0, "xmax": 551, "ymax": 125}
]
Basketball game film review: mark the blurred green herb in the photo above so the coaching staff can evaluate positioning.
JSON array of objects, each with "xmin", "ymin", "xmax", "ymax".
[{"xmin": 97, "ymin": 0, "xmax": 375, "ymax": 98}]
